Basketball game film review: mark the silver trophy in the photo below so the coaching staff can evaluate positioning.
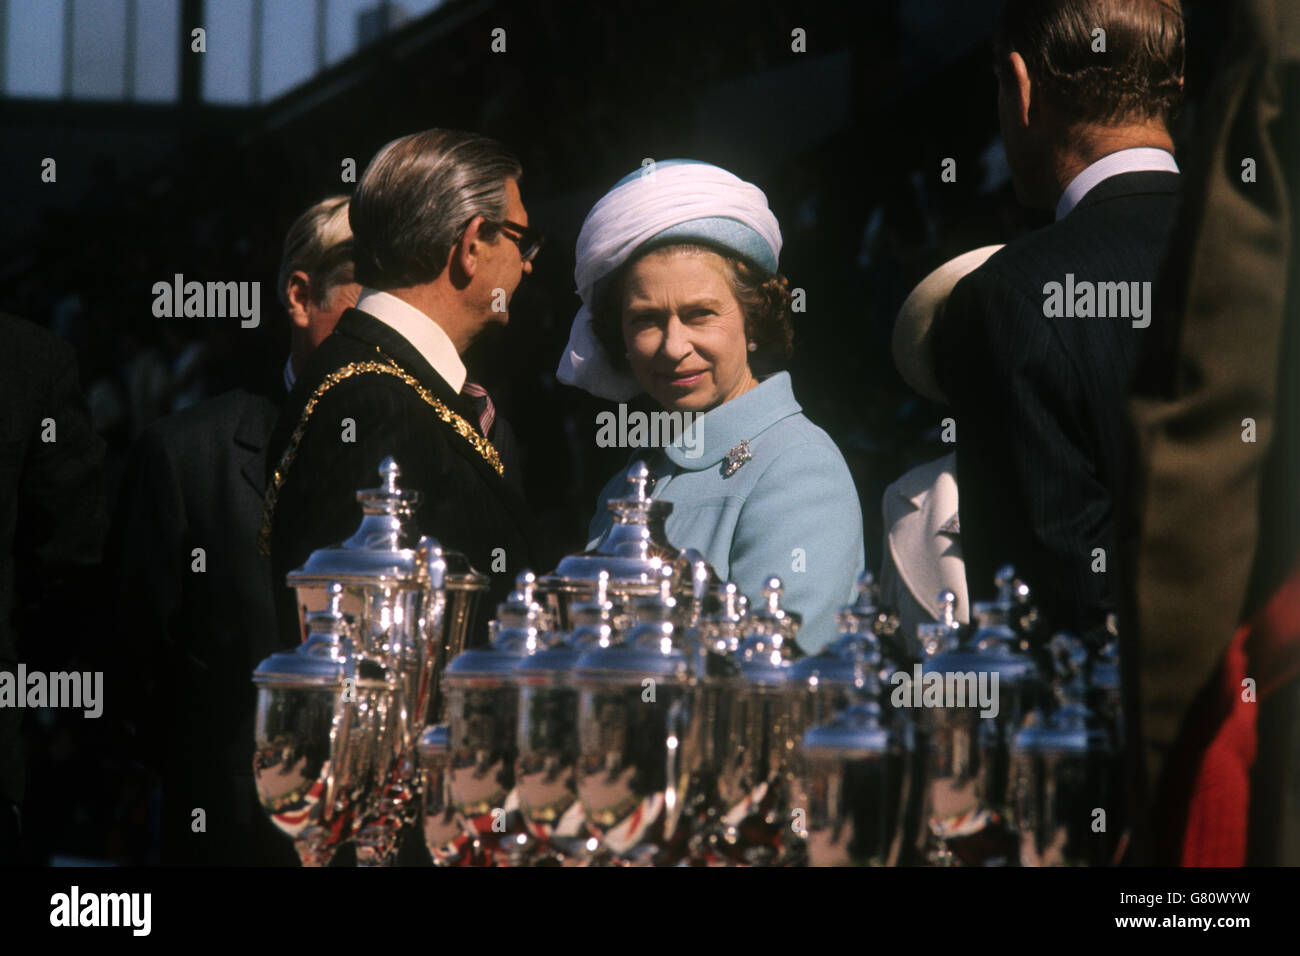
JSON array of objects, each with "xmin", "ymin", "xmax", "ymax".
[
  {"xmin": 538, "ymin": 461, "xmax": 709, "ymax": 630},
  {"xmin": 914, "ymin": 566, "xmax": 1042, "ymax": 866},
  {"xmin": 1010, "ymin": 633, "xmax": 1119, "ymax": 866},
  {"xmin": 252, "ymin": 584, "xmax": 389, "ymax": 866},
  {"xmin": 440, "ymin": 572, "xmax": 549, "ymax": 865},
  {"xmin": 256, "ymin": 457, "xmax": 487, "ymax": 866},
  {"xmin": 572, "ymin": 568, "xmax": 693, "ymax": 865},
  {"xmin": 713, "ymin": 577, "xmax": 801, "ymax": 865},
  {"xmin": 512, "ymin": 571, "xmax": 618, "ymax": 864},
  {"xmin": 788, "ymin": 573, "xmax": 915, "ymax": 866}
]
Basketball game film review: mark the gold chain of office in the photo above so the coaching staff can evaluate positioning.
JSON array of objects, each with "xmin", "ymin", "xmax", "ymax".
[{"xmin": 256, "ymin": 359, "xmax": 503, "ymax": 557}]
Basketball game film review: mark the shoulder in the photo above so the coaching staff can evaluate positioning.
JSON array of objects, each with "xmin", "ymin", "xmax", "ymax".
[
  {"xmin": 751, "ymin": 413, "xmax": 854, "ymax": 480},
  {"xmin": 149, "ymin": 389, "xmax": 276, "ymax": 441},
  {"xmin": 737, "ymin": 414, "xmax": 860, "ymax": 518}
]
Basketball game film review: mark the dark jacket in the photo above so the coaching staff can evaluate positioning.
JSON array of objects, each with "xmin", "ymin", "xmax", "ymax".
[
  {"xmin": 931, "ymin": 170, "xmax": 1182, "ymax": 642},
  {"xmin": 265, "ymin": 308, "xmax": 539, "ymax": 652},
  {"xmin": 110, "ymin": 386, "xmax": 298, "ymax": 865}
]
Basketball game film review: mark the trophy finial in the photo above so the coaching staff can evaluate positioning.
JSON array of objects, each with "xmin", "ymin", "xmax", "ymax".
[
  {"xmin": 937, "ymin": 589, "xmax": 957, "ymax": 627},
  {"xmin": 379, "ymin": 456, "xmax": 400, "ymax": 492},
  {"xmin": 626, "ymin": 460, "xmax": 651, "ymax": 501}
]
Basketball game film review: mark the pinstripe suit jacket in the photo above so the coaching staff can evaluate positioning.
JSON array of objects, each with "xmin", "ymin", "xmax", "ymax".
[
  {"xmin": 931, "ymin": 170, "xmax": 1181, "ymax": 641},
  {"xmin": 266, "ymin": 308, "xmax": 538, "ymax": 650}
]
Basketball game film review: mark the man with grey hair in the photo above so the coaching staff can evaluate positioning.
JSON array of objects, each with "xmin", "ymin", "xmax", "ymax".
[
  {"xmin": 110, "ymin": 196, "xmax": 359, "ymax": 865},
  {"xmin": 264, "ymin": 130, "xmax": 542, "ymax": 658}
]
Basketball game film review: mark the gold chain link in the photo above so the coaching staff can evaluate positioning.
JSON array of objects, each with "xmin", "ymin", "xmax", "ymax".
[{"xmin": 257, "ymin": 359, "xmax": 503, "ymax": 557}]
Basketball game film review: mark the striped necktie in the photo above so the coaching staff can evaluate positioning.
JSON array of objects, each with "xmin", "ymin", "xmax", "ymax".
[{"xmin": 461, "ymin": 379, "xmax": 495, "ymax": 438}]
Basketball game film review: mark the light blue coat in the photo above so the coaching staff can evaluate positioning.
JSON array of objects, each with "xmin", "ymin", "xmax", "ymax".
[{"xmin": 586, "ymin": 372, "xmax": 865, "ymax": 653}]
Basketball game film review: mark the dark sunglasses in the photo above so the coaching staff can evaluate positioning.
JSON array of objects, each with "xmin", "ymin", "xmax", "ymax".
[{"xmin": 482, "ymin": 218, "xmax": 545, "ymax": 263}]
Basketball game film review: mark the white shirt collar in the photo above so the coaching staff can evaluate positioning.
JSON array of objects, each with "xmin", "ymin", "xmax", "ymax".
[
  {"xmin": 354, "ymin": 288, "xmax": 467, "ymax": 393},
  {"xmin": 283, "ymin": 355, "xmax": 296, "ymax": 393},
  {"xmin": 1055, "ymin": 147, "xmax": 1179, "ymax": 221}
]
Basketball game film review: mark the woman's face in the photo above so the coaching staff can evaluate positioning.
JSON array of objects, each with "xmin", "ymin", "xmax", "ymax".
[{"xmin": 620, "ymin": 248, "xmax": 759, "ymax": 413}]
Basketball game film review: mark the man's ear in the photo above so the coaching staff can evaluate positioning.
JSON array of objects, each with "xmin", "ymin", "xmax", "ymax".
[
  {"xmin": 1009, "ymin": 50, "xmax": 1033, "ymax": 128},
  {"xmin": 285, "ymin": 271, "xmax": 312, "ymax": 329},
  {"xmin": 451, "ymin": 216, "xmax": 486, "ymax": 281}
]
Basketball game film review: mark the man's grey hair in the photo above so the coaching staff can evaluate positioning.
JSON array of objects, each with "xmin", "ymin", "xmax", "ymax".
[
  {"xmin": 276, "ymin": 195, "xmax": 355, "ymax": 310},
  {"xmin": 349, "ymin": 129, "xmax": 522, "ymax": 290}
]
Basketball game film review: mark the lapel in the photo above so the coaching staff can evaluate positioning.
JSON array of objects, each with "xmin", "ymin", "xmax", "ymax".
[
  {"xmin": 332, "ymin": 308, "xmax": 534, "ymax": 534},
  {"xmin": 235, "ymin": 389, "xmax": 278, "ymax": 498},
  {"xmin": 884, "ymin": 452, "xmax": 965, "ymax": 618},
  {"xmin": 662, "ymin": 371, "xmax": 803, "ymax": 474}
]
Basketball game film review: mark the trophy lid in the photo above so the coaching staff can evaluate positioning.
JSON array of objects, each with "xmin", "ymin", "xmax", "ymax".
[
  {"xmin": 628, "ymin": 565, "xmax": 677, "ymax": 624},
  {"xmin": 789, "ymin": 610, "xmax": 882, "ymax": 695},
  {"xmin": 286, "ymin": 457, "xmax": 425, "ymax": 587},
  {"xmin": 917, "ymin": 589, "xmax": 963, "ymax": 659},
  {"xmin": 253, "ymin": 584, "xmax": 367, "ymax": 686},
  {"xmin": 1012, "ymin": 703, "xmax": 1109, "ymax": 755},
  {"xmin": 970, "ymin": 564, "xmax": 1038, "ymax": 641},
  {"xmin": 737, "ymin": 578, "xmax": 800, "ymax": 684},
  {"xmin": 444, "ymin": 574, "xmax": 546, "ymax": 681},
  {"xmin": 838, "ymin": 571, "xmax": 881, "ymax": 628},
  {"xmin": 572, "ymin": 568, "xmax": 690, "ymax": 682},
  {"xmin": 746, "ymin": 576, "xmax": 802, "ymax": 642},
  {"xmin": 924, "ymin": 573, "xmax": 1037, "ymax": 686},
  {"xmin": 694, "ymin": 581, "xmax": 749, "ymax": 655},
  {"xmin": 546, "ymin": 461, "xmax": 679, "ymax": 590},
  {"xmin": 567, "ymin": 571, "xmax": 618, "ymax": 650},
  {"xmin": 571, "ymin": 636, "xmax": 690, "ymax": 683},
  {"xmin": 417, "ymin": 723, "xmax": 448, "ymax": 759},
  {"xmin": 801, "ymin": 702, "xmax": 893, "ymax": 759}
]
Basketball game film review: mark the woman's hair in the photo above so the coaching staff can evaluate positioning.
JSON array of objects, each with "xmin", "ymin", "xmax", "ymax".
[{"xmin": 591, "ymin": 242, "xmax": 795, "ymax": 375}]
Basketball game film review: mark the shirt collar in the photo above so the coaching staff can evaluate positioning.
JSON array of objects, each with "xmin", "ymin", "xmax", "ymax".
[
  {"xmin": 283, "ymin": 354, "xmax": 296, "ymax": 393},
  {"xmin": 663, "ymin": 371, "xmax": 802, "ymax": 470},
  {"xmin": 1055, "ymin": 147, "xmax": 1179, "ymax": 221},
  {"xmin": 354, "ymin": 288, "xmax": 467, "ymax": 393}
]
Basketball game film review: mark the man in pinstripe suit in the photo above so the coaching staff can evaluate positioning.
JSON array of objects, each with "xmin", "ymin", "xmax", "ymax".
[{"xmin": 931, "ymin": 0, "xmax": 1185, "ymax": 647}]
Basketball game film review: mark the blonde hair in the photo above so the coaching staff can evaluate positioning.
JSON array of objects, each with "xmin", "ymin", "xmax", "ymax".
[{"xmin": 276, "ymin": 196, "xmax": 355, "ymax": 310}]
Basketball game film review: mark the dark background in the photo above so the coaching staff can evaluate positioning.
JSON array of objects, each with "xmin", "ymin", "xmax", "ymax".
[{"xmin": 0, "ymin": 0, "xmax": 1231, "ymax": 864}]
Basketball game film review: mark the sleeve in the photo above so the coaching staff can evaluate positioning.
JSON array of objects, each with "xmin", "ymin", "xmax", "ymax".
[
  {"xmin": 934, "ymin": 267, "xmax": 1114, "ymax": 630},
  {"xmin": 729, "ymin": 441, "xmax": 866, "ymax": 654}
]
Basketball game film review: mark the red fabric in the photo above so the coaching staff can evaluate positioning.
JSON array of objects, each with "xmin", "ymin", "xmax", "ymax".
[{"xmin": 1158, "ymin": 561, "xmax": 1300, "ymax": 865}]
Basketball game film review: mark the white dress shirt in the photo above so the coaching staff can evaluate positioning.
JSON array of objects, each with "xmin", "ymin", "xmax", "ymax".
[
  {"xmin": 354, "ymin": 288, "xmax": 467, "ymax": 393},
  {"xmin": 1055, "ymin": 147, "xmax": 1180, "ymax": 220}
]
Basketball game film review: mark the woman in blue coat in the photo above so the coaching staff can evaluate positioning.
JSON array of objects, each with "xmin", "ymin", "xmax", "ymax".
[{"xmin": 558, "ymin": 160, "xmax": 865, "ymax": 653}]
